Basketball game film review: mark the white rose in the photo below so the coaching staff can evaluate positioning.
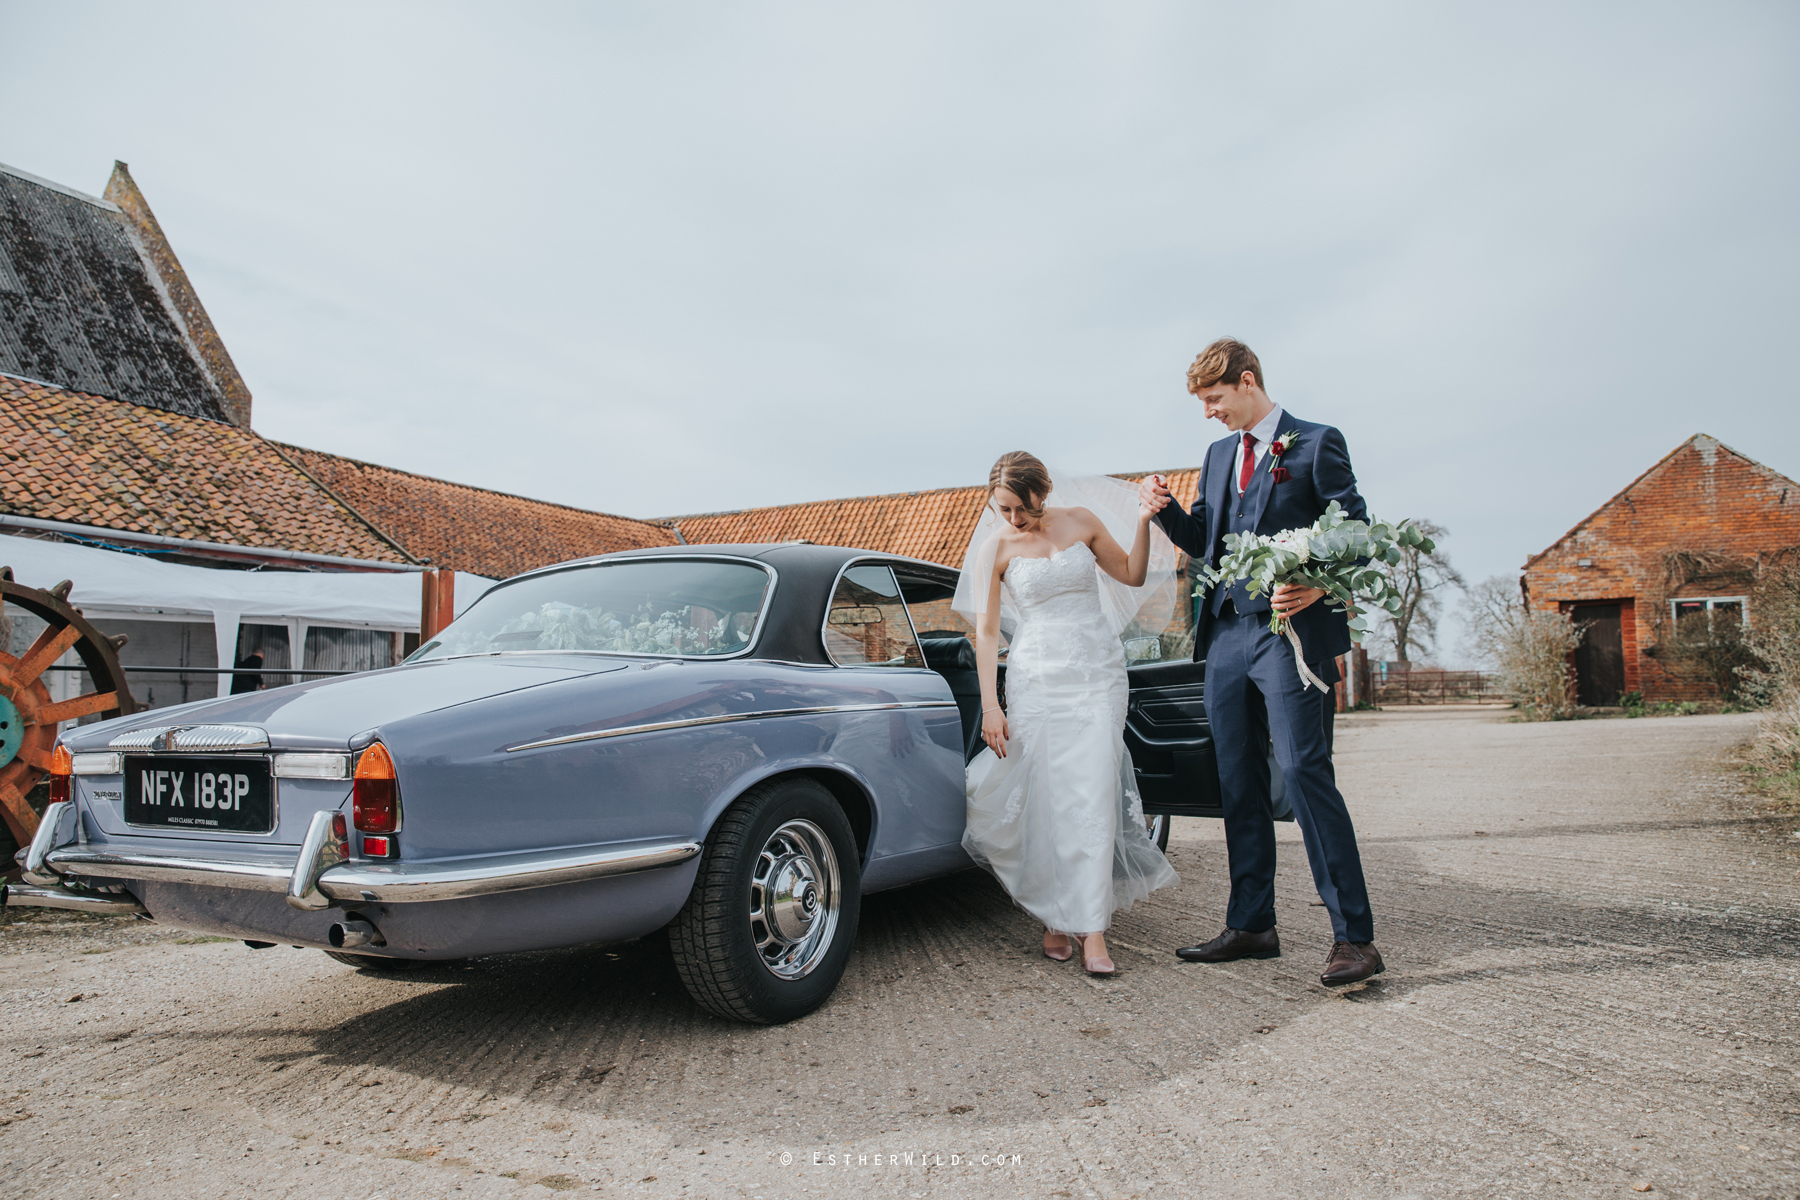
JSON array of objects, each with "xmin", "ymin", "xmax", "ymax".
[{"xmin": 1272, "ymin": 530, "xmax": 1312, "ymax": 563}]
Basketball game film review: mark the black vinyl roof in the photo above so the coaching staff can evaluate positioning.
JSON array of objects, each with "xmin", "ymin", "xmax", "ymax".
[{"xmin": 0, "ymin": 164, "xmax": 229, "ymax": 421}]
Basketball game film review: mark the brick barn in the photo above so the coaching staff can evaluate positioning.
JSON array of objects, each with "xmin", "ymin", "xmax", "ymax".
[{"xmin": 1522, "ymin": 434, "xmax": 1800, "ymax": 705}]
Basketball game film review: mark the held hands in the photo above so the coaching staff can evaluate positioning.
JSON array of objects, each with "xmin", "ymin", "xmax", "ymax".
[
  {"xmin": 1137, "ymin": 474, "xmax": 1172, "ymax": 518},
  {"xmin": 981, "ymin": 707, "xmax": 1010, "ymax": 758},
  {"xmin": 1271, "ymin": 584, "xmax": 1326, "ymax": 618}
]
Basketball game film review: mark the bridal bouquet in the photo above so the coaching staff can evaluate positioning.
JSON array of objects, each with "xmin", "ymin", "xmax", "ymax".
[{"xmin": 1199, "ymin": 501, "xmax": 1437, "ymax": 692}]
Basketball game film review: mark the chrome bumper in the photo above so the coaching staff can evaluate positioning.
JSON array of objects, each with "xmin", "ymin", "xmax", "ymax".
[
  {"xmin": 1, "ymin": 882, "xmax": 147, "ymax": 915},
  {"xmin": 7, "ymin": 802, "xmax": 702, "ymax": 910}
]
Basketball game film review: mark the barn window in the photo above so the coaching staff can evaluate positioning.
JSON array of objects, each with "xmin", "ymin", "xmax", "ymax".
[{"xmin": 1670, "ymin": 596, "xmax": 1747, "ymax": 628}]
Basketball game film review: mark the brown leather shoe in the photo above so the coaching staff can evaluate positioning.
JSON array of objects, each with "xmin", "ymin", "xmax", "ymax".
[
  {"xmin": 1320, "ymin": 941, "xmax": 1385, "ymax": 985},
  {"xmin": 1175, "ymin": 927, "xmax": 1280, "ymax": 962}
]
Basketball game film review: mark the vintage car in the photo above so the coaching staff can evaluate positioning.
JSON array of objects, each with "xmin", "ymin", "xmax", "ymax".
[{"xmin": 7, "ymin": 543, "xmax": 1234, "ymax": 1023}]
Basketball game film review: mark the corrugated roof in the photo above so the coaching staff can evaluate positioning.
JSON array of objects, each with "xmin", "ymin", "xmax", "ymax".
[
  {"xmin": 661, "ymin": 469, "xmax": 1203, "ymax": 568},
  {"xmin": 0, "ymin": 374, "xmax": 411, "ymax": 563},
  {"xmin": 276, "ymin": 444, "xmax": 680, "ymax": 579},
  {"xmin": 0, "ymin": 162, "xmax": 237, "ymax": 422}
]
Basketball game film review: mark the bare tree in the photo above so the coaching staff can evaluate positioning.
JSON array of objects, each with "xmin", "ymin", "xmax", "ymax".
[
  {"xmin": 1460, "ymin": 575, "xmax": 1523, "ymax": 668},
  {"xmin": 1458, "ymin": 574, "xmax": 1586, "ymax": 719},
  {"xmin": 1373, "ymin": 519, "xmax": 1464, "ymax": 662}
]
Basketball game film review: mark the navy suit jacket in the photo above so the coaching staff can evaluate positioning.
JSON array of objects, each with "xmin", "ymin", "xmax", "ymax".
[{"xmin": 1154, "ymin": 413, "xmax": 1369, "ymax": 666}]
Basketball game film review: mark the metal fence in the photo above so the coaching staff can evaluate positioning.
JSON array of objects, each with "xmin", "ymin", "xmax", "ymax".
[{"xmin": 1372, "ymin": 668, "xmax": 1503, "ymax": 706}]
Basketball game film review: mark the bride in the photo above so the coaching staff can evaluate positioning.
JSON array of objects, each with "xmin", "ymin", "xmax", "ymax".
[{"xmin": 953, "ymin": 451, "xmax": 1180, "ymax": 975}]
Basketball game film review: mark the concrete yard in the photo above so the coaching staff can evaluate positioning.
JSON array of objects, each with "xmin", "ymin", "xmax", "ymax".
[{"xmin": 2, "ymin": 708, "xmax": 1796, "ymax": 1199}]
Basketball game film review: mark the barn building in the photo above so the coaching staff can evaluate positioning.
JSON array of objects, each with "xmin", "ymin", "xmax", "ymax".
[{"xmin": 1522, "ymin": 434, "xmax": 1800, "ymax": 705}]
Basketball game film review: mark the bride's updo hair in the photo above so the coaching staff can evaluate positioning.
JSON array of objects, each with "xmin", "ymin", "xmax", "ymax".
[{"xmin": 987, "ymin": 451, "xmax": 1052, "ymax": 518}]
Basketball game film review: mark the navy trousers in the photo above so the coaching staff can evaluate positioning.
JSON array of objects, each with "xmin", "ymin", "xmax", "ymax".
[{"xmin": 1205, "ymin": 607, "xmax": 1374, "ymax": 943}]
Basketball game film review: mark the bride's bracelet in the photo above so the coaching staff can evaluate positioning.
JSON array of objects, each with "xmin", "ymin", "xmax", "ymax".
[{"xmin": 982, "ymin": 706, "xmax": 1003, "ymax": 715}]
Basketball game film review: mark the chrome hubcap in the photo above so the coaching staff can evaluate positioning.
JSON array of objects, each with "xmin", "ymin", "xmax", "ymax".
[{"xmin": 749, "ymin": 819, "xmax": 840, "ymax": 980}]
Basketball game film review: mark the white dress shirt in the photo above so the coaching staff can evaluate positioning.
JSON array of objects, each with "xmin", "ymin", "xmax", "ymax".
[{"xmin": 1232, "ymin": 405, "xmax": 1285, "ymax": 495}]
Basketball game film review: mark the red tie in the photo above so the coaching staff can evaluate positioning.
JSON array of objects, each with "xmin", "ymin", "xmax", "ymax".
[{"xmin": 1238, "ymin": 432, "xmax": 1256, "ymax": 494}]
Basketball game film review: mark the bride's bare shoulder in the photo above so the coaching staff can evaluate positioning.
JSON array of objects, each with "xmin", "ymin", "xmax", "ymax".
[
  {"xmin": 988, "ymin": 528, "xmax": 1027, "ymax": 568},
  {"xmin": 1056, "ymin": 506, "xmax": 1105, "ymax": 534}
]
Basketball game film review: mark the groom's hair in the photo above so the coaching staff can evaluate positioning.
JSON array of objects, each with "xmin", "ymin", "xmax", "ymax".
[{"xmin": 1188, "ymin": 338, "xmax": 1263, "ymax": 394}]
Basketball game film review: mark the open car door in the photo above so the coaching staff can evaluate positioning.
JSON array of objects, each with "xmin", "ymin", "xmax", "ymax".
[{"xmin": 1126, "ymin": 658, "xmax": 1290, "ymax": 827}]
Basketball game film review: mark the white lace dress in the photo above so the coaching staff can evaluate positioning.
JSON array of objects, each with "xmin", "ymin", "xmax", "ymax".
[{"xmin": 963, "ymin": 542, "xmax": 1179, "ymax": 935}]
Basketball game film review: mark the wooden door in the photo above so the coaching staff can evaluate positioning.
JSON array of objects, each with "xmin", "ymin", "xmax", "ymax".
[{"xmin": 1572, "ymin": 603, "xmax": 1625, "ymax": 706}]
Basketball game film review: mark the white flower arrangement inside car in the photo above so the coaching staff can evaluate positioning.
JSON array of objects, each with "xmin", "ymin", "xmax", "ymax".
[{"xmin": 479, "ymin": 602, "xmax": 733, "ymax": 657}]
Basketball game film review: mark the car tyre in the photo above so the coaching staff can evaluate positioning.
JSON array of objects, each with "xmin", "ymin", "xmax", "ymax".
[
  {"xmin": 1146, "ymin": 814, "xmax": 1172, "ymax": 853},
  {"xmin": 668, "ymin": 777, "xmax": 861, "ymax": 1024}
]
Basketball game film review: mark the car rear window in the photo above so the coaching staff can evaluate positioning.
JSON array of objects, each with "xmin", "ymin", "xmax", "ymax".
[{"xmin": 412, "ymin": 559, "xmax": 773, "ymax": 661}]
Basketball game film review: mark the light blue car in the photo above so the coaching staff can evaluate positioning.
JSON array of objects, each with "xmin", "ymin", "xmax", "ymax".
[{"xmin": 8, "ymin": 544, "xmax": 992, "ymax": 1023}]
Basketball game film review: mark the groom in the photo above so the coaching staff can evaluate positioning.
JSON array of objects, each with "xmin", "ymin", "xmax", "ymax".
[{"xmin": 1140, "ymin": 338, "xmax": 1383, "ymax": 986}]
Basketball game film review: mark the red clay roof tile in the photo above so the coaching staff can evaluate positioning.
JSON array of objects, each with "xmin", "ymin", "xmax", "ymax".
[
  {"xmin": 661, "ymin": 469, "xmax": 1202, "ymax": 568},
  {"xmin": 275, "ymin": 443, "xmax": 680, "ymax": 580},
  {"xmin": 0, "ymin": 375, "xmax": 411, "ymax": 563}
]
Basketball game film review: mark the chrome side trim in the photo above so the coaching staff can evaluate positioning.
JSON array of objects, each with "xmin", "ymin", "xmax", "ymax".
[
  {"xmin": 44, "ymin": 839, "xmax": 703, "ymax": 904},
  {"xmin": 313, "ymin": 841, "xmax": 703, "ymax": 903},
  {"xmin": 2, "ymin": 883, "xmax": 147, "ymax": 915},
  {"xmin": 22, "ymin": 801, "xmax": 77, "ymax": 885},
  {"xmin": 47, "ymin": 846, "xmax": 294, "ymax": 892},
  {"xmin": 287, "ymin": 810, "xmax": 348, "ymax": 911},
  {"xmin": 505, "ymin": 700, "xmax": 960, "ymax": 753},
  {"xmin": 109, "ymin": 724, "xmax": 271, "ymax": 752}
]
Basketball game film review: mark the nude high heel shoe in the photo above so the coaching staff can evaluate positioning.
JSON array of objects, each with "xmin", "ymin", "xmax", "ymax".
[
  {"xmin": 1080, "ymin": 935, "xmax": 1115, "ymax": 976},
  {"xmin": 1042, "ymin": 930, "xmax": 1074, "ymax": 962}
]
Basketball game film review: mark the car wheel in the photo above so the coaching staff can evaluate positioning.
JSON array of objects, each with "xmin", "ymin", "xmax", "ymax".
[
  {"xmin": 1146, "ymin": 814, "xmax": 1171, "ymax": 853},
  {"xmin": 668, "ymin": 777, "xmax": 861, "ymax": 1024}
]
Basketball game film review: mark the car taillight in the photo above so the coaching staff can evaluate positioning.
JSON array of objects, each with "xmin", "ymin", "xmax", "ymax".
[
  {"xmin": 352, "ymin": 743, "xmax": 400, "ymax": 834},
  {"xmin": 48, "ymin": 743, "xmax": 73, "ymax": 806}
]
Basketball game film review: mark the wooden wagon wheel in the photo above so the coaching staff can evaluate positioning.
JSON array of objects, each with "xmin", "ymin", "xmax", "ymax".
[{"xmin": 0, "ymin": 567, "xmax": 140, "ymax": 844}]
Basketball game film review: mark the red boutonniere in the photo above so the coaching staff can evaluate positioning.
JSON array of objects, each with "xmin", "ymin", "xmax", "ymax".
[{"xmin": 1267, "ymin": 430, "xmax": 1300, "ymax": 481}]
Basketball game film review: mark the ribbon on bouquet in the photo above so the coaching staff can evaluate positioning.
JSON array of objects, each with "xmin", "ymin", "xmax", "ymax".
[{"xmin": 1278, "ymin": 619, "xmax": 1333, "ymax": 694}]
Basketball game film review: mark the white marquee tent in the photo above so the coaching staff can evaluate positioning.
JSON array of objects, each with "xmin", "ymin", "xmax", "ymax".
[{"xmin": 1, "ymin": 534, "xmax": 493, "ymax": 700}]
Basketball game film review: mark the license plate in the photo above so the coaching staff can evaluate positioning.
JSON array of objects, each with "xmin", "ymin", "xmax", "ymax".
[{"xmin": 123, "ymin": 756, "xmax": 275, "ymax": 834}]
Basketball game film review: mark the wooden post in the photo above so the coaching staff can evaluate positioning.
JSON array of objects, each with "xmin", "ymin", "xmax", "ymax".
[
  {"xmin": 420, "ymin": 569, "xmax": 456, "ymax": 641},
  {"xmin": 436, "ymin": 569, "xmax": 455, "ymax": 636},
  {"xmin": 419, "ymin": 571, "xmax": 436, "ymax": 642}
]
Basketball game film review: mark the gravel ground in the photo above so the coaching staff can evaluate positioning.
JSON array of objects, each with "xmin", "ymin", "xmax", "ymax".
[{"xmin": 2, "ymin": 708, "xmax": 1797, "ymax": 1200}]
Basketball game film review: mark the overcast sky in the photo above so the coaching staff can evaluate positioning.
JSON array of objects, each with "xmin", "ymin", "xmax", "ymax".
[{"xmin": 4, "ymin": 2, "xmax": 1796, "ymax": 658}]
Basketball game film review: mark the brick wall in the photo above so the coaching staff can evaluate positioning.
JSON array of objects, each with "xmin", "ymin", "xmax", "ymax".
[{"xmin": 1523, "ymin": 436, "xmax": 1800, "ymax": 702}]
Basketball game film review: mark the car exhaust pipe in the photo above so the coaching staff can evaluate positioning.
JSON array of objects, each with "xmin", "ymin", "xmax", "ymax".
[{"xmin": 329, "ymin": 916, "xmax": 383, "ymax": 949}]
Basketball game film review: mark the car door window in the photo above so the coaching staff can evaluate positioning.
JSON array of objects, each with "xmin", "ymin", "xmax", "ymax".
[{"xmin": 825, "ymin": 565, "xmax": 924, "ymax": 668}]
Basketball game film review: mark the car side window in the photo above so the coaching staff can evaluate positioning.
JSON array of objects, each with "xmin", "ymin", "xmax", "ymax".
[{"xmin": 825, "ymin": 564, "xmax": 924, "ymax": 668}]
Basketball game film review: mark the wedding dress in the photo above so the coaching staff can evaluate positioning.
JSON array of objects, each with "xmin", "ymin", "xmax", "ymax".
[{"xmin": 962, "ymin": 540, "xmax": 1179, "ymax": 935}]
